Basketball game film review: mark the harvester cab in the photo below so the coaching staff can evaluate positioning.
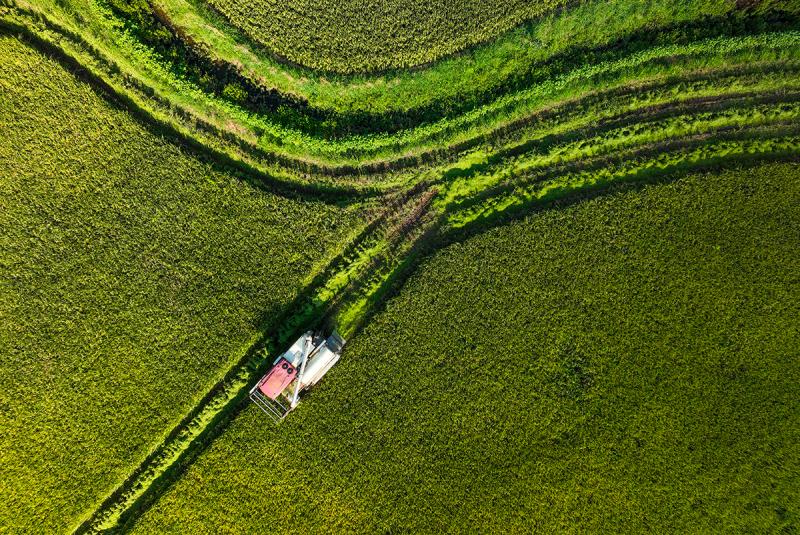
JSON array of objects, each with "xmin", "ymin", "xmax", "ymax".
[{"xmin": 249, "ymin": 331, "xmax": 345, "ymax": 422}]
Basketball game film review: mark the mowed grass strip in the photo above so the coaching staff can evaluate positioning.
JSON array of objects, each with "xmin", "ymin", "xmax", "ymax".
[
  {"xmin": 129, "ymin": 163, "xmax": 798, "ymax": 533},
  {"xmin": 0, "ymin": 34, "xmax": 365, "ymax": 532},
  {"xmin": 157, "ymin": 0, "xmax": 796, "ymax": 115}
]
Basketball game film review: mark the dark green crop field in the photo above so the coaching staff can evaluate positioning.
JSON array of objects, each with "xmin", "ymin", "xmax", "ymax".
[
  {"xmin": 0, "ymin": 34, "xmax": 365, "ymax": 532},
  {"xmin": 204, "ymin": 0, "xmax": 565, "ymax": 73},
  {"xmin": 129, "ymin": 163, "xmax": 800, "ymax": 533}
]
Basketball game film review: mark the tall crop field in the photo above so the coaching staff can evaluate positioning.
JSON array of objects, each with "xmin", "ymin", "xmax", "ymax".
[
  {"xmin": 1, "ymin": 0, "xmax": 799, "ymax": 529},
  {"xmin": 128, "ymin": 163, "xmax": 799, "ymax": 533},
  {"xmin": 203, "ymin": 0, "xmax": 565, "ymax": 73},
  {"xmin": 0, "ymin": 34, "xmax": 366, "ymax": 532}
]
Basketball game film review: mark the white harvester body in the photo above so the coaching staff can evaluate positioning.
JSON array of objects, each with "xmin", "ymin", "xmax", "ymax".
[
  {"xmin": 249, "ymin": 330, "xmax": 345, "ymax": 422},
  {"xmin": 279, "ymin": 332, "xmax": 313, "ymax": 368},
  {"xmin": 300, "ymin": 331, "xmax": 345, "ymax": 389}
]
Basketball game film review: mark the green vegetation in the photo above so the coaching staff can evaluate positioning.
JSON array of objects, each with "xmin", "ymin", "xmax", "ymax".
[
  {"xmin": 0, "ymin": 34, "xmax": 366, "ymax": 532},
  {"xmin": 129, "ymin": 163, "xmax": 800, "ymax": 533},
  {"xmin": 132, "ymin": 0, "xmax": 800, "ymax": 114},
  {"xmin": 204, "ymin": 0, "xmax": 565, "ymax": 73},
  {"xmin": 5, "ymin": 0, "xmax": 799, "ymax": 177},
  {"xmin": 1, "ymin": 0, "xmax": 799, "ymax": 530}
]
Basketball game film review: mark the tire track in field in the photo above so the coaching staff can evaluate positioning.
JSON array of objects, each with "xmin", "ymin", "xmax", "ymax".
[
  {"xmin": 438, "ymin": 97, "xmax": 800, "ymax": 210},
  {"xmin": 71, "ymin": 184, "xmax": 435, "ymax": 533},
  {"xmin": 5, "ymin": 3, "xmax": 799, "ymax": 527}
]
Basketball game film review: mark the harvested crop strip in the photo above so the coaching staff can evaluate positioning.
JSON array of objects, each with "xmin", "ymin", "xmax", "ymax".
[{"xmin": 1, "ymin": 0, "xmax": 799, "ymax": 531}]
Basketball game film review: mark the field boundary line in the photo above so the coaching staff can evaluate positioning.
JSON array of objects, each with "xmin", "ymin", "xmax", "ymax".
[
  {"xmin": 0, "ymin": 19, "xmax": 386, "ymax": 200},
  {"xmin": 441, "ymin": 115, "xmax": 800, "ymax": 215},
  {"xmin": 352, "ymin": 152, "xmax": 800, "ymax": 339},
  {"xmin": 0, "ymin": 6, "xmax": 384, "ymax": 193},
  {"xmin": 4, "ymin": 1, "xmax": 799, "ymax": 177}
]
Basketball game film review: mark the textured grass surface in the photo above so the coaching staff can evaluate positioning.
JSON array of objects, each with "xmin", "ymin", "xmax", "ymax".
[
  {"xmin": 1, "ymin": 0, "xmax": 799, "ymax": 529},
  {"xmin": 129, "ymin": 163, "xmax": 799, "ymax": 533},
  {"xmin": 0, "ymin": 34, "xmax": 365, "ymax": 532},
  {"xmin": 204, "ymin": 0, "xmax": 564, "ymax": 73},
  {"xmin": 146, "ymin": 0, "xmax": 760, "ymax": 114},
  {"xmin": 11, "ymin": 0, "xmax": 800, "ymax": 173}
]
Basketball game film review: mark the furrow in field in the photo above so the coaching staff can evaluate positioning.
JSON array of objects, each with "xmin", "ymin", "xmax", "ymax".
[
  {"xmin": 436, "ymin": 98, "xmax": 800, "ymax": 210},
  {"xmin": 443, "ymin": 129, "xmax": 800, "ymax": 231},
  {"xmin": 332, "ymin": 64, "xmax": 800, "ymax": 182},
  {"xmin": 420, "ymin": 85, "xmax": 800, "ymax": 194}
]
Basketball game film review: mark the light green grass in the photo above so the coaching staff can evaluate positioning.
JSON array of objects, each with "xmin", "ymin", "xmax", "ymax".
[
  {"xmin": 2, "ymin": 0, "xmax": 799, "ymax": 529},
  {"xmin": 0, "ymin": 34, "xmax": 366, "ymax": 532},
  {"xmin": 155, "ymin": 0, "xmax": 741, "ymax": 112},
  {"xmin": 9, "ymin": 0, "xmax": 800, "ymax": 177},
  {"xmin": 129, "ymin": 162, "xmax": 799, "ymax": 533}
]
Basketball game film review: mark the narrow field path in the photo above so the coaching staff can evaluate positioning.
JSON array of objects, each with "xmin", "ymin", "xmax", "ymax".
[
  {"xmin": 71, "ymin": 185, "xmax": 432, "ymax": 533},
  {"xmin": 3, "ymin": 2, "xmax": 798, "ymax": 530}
]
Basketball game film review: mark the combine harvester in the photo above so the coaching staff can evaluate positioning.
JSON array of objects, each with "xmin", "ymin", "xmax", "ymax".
[{"xmin": 249, "ymin": 331, "xmax": 345, "ymax": 422}]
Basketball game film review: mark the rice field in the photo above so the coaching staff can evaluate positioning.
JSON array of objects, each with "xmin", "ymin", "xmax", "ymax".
[
  {"xmin": 0, "ymin": 34, "xmax": 366, "ymax": 532},
  {"xmin": 0, "ymin": 0, "xmax": 798, "ymax": 531},
  {"xmin": 128, "ymin": 163, "xmax": 800, "ymax": 533},
  {"xmin": 203, "ymin": 0, "xmax": 566, "ymax": 73}
]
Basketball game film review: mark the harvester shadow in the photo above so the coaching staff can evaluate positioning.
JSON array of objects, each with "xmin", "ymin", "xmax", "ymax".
[{"xmin": 74, "ymin": 189, "xmax": 395, "ymax": 533}]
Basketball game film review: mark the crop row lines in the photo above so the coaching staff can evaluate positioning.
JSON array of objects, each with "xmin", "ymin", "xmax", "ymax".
[
  {"xmin": 428, "ymin": 92, "xmax": 800, "ymax": 209},
  {"xmin": 363, "ymin": 65, "xmax": 800, "ymax": 185},
  {"xmin": 443, "ymin": 128, "xmax": 800, "ymax": 231}
]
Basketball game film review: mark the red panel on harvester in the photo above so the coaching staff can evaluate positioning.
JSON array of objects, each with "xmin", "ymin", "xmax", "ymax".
[{"xmin": 258, "ymin": 358, "xmax": 296, "ymax": 399}]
